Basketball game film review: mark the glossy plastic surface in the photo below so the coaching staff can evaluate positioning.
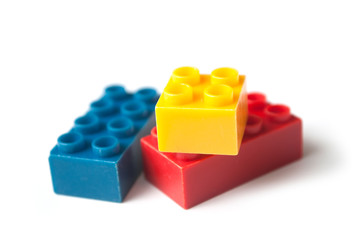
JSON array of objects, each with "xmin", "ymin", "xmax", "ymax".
[
  {"xmin": 155, "ymin": 67, "xmax": 248, "ymax": 155},
  {"xmin": 49, "ymin": 86, "xmax": 158, "ymax": 202},
  {"xmin": 142, "ymin": 92, "xmax": 302, "ymax": 209}
]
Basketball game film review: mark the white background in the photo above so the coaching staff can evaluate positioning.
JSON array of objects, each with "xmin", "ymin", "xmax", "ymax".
[{"xmin": 0, "ymin": 0, "xmax": 360, "ymax": 239}]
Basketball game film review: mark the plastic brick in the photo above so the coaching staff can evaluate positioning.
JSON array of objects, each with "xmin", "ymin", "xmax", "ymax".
[
  {"xmin": 141, "ymin": 92, "xmax": 302, "ymax": 209},
  {"xmin": 155, "ymin": 67, "xmax": 248, "ymax": 155},
  {"xmin": 49, "ymin": 86, "xmax": 158, "ymax": 202}
]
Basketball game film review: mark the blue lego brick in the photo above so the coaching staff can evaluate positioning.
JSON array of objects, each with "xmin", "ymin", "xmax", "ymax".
[{"xmin": 49, "ymin": 86, "xmax": 159, "ymax": 202}]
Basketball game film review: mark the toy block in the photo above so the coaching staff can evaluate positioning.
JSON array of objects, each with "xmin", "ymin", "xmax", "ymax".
[
  {"xmin": 141, "ymin": 92, "xmax": 302, "ymax": 209},
  {"xmin": 155, "ymin": 67, "xmax": 248, "ymax": 155},
  {"xmin": 49, "ymin": 86, "xmax": 159, "ymax": 202}
]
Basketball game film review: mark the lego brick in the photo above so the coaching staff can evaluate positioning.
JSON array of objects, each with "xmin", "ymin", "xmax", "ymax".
[
  {"xmin": 155, "ymin": 67, "xmax": 248, "ymax": 155},
  {"xmin": 141, "ymin": 92, "xmax": 302, "ymax": 209},
  {"xmin": 49, "ymin": 86, "xmax": 158, "ymax": 202}
]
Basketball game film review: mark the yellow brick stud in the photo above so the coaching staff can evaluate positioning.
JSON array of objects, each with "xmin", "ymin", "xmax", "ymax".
[
  {"xmin": 204, "ymin": 84, "xmax": 234, "ymax": 107},
  {"xmin": 163, "ymin": 83, "xmax": 193, "ymax": 106},
  {"xmin": 210, "ymin": 67, "xmax": 239, "ymax": 86},
  {"xmin": 171, "ymin": 66, "xmax": 200, "ymax": 85}
]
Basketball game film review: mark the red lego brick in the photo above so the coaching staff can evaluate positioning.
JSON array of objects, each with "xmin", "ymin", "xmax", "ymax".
[{"xmin": 141, "ymin": 92, "xmax": 303, "ymax": 209}]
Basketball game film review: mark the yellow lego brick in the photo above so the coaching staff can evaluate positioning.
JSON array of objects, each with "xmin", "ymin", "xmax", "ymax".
[{"xmin": 155, "ymin": 67, "xmax": 248, "ymax": 155}]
